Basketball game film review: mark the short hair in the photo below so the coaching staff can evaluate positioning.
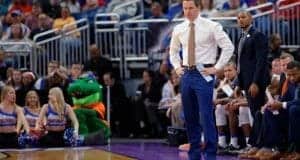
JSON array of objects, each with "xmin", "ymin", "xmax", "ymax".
[
  {"xmin": 269, "ymin": 33, "xmax": 281, "ymax": 43},
  {"xmin": 104, "ymin": 72, "xmax": 115, "ymax": 80},
  {"xmin": 48, "ymin": 60, "xmax": 60, "ymax": 67},
  {"xmin": 143, "ymin": 69, "xmax": 155, "ymax": 79},
  {"xmin": 225, "ymin": 61, "xmax": 237, "ymax": 69},
  {"xmin": 280, "ymin": 52, "xmax": 294, "ymax": 61},
  {"xmin": 32, "ymin": 2, "xmax": 41, "ymax": 7},
  {"xmin": 71, "ymin": 61, "xmax": 83, "ymax": 66},
  {"xmin": 287, "ymin": 61, "xmax": 300, "ymax": 70},
  {"xmin": 183, "ymin": 0, "xmax": 201, "ymax": 8},
  {"xmin": 238, "ymin": 10, "xmax": 253, "ymax": 20}
]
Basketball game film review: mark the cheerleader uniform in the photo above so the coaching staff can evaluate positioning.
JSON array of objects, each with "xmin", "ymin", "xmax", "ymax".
[
  {"xmin": 39, "ymin": 104, "xmax": 67, "ymax": 147},
  {"xmin": 0, "ymin": 107, "xmax": 18, "ymax": 148},
  {"xmin": 24, "ymin": 107, "xmax": 39, "ymax": 129}
]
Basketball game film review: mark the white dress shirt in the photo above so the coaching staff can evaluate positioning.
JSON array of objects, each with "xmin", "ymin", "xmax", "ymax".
[{"xmin": 169, "ymin": 14, "xmax": 234, "ymax": 70}]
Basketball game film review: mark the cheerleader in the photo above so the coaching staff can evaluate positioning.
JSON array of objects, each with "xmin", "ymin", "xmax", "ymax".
[
  {"xmin": 23, "ymin": 91, "xmax": 41, "ymax": 129},
  {"xmin": 36, "ymin": 87, "xmax": 79, "ymax": 147},
  {"xmin": 0, "ymin": 86, "xmax": 29, "ymax": 148}
]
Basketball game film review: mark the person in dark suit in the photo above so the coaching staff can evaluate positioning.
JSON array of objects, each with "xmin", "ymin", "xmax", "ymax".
[
  {"xmin": 269, "ymin": 61, "xmax": 300, "ymax": 160},
  {"xmin": 235, "ymin": 11, "xmax": 270, "ymax": 152},
  {"xmin": 102, "ymin": 72, "xmax": 131, "ymax": 137},
  {"xmin": 235, "ymin": 11, "xmax": 270, "ymax": 116},
  {"xmin": 84, "ymin": 44, "xmax": 113, "ymax": 85}
]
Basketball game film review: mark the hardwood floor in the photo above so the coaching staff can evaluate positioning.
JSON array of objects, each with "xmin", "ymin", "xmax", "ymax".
[{"xmin": 2, "ymin": 147, "xmax": 136, "ymax": 160}]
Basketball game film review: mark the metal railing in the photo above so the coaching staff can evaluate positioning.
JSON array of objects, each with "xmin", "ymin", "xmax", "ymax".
[
  {"xmin": 89, "ymin": 2, "xmax": 300, "ymax": 80},
  {"xmin": 276, "ymin": 2, "xmax": 300, "ymax": 45},
  {"xmin": 112, "ymin": 0, "xmax": 144, "ymax": 20},
  {"xmin": 0, "ymin": 41, "xmax": 35, "ymax": 69},
  {"xmin": 94, "ymin": 13, "xmax": 124, "ymax": 78},
  {"xmin": 32, "ymin": 18, "xmax": 90, "ymax": 76}
]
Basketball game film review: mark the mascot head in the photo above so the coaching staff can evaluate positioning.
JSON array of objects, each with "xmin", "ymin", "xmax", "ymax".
[{"xmin": 67, "ymin": 72, "xmax": 103, "ymax": 106}]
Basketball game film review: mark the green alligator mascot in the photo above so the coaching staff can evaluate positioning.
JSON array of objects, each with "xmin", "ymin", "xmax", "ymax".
[{"xmin": 67, "ymin": 73, "xmax": 111, "ymax": 145}]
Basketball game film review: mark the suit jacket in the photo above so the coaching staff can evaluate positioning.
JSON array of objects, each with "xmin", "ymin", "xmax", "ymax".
[
  {"xmin": 280, "ymin": 80, "xmax": 296, "ymax": 102},
  {"xmin": 236, "ymin": 26, "xmax": 270, "ymax": 90},
  {"xmin": 287, "ymin": 85, "xmax": 300, "ymax": 107}
]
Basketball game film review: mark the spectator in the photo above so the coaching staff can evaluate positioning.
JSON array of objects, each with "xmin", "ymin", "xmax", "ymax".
[
  {"xmin": 52, "ymin": 6, "xmax": 78, "ymax": 32},
  {"xmin": 68, "ymin": 62, "xmax": 83, "ymax": 83},
  {"xmin": 16, "ymin": 71, "xmax": 37, "ymax": 106},
  {"xmin": 7, "ymin": 69, "xmax": 22, "ymax": 90},
  {"xmin": 159, "ymin": 69, "xmax": 180, "ymax": 109},
  {"xmin": 43, "ymin": 0, "xmax": 61, "ymax": 19},
  {"xmin": 29, "ymin": 13, "xmax": 54, "ymax": 40},
  {"xmin": 5, "ymin": 67, "xmax": 14, "ymax": 84},
  {"xmin": 60, "ymin": 0, "xmax": 81, "ymax": 14},
  {"xmin": 166, "ymin": 0, "xmax": 183, "ymax": 20},
  {"xmin": 268, "ymin": 34, "xmax": 282, "ymax": 62},
  {"xmin": 199, "ymin": 0, "xmax": 218, "ymax": 17},
  {"xmin": 7, "ymin": 69, "xmax": 25, "ymax": 106},
  {"xmin": 84, "ymin": 44, "xmax": 113, "ymax": 84},
  {"xmin": 135, "ymin": 69, "xmax": 162, "ymax": 137},
  {"xmin": 103, "ymin": 72, "xmax": 131, "ymax": 137},
  {"xmin": 53, "ymin": 6, "xmax": 81, "ymax": 63},
  {"xmin": 219, "ymin": 0, "xmax": 248, "ymax": 17},
  {"xmin": 34, "ymin": 60, "xmax": 68, "ymax": 104},
  {"xmin": 271, "ymin": 58, "xmax": 282, "ymax": 79},
  {"xmin": 214, "ymin": 0, "xmax": 228, "ymax": 10},
  {"xmin": 25, "ymin": 2, "xmax": 53, "ymax": 31},
  {"xmin": 82, "ymin": 0, "xmax": 100, "ymax": 11},
  {"xmin": 2, "ymin": 10, "xmax": 31, "ymax": 39},
  {"xmin": 3, "ymin": 23, "xmax": 26, "ymax": 41},
  {"xmin": 166, "ymin": 85, "xmax": 184, "ymax": 128},
  {"xmin": 149, "ymin": 2, "xmax": 167, "ymax": 18},
  {"xmin": 9, "ymin": 0, "xmax": 32, "ymax": 15}
]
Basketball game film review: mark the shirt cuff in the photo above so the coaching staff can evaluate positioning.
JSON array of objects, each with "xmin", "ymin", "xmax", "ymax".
[{"xmin": 282, "ymin": 102, "xmax": 287, "ymax": 109}]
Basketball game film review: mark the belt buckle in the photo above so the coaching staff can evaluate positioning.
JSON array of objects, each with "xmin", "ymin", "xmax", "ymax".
[{"xmin": 187, "ymin": 65, "xmax": 196, "ymax": 70}]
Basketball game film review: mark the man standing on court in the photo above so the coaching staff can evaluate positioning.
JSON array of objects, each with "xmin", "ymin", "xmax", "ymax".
[
  {"xmin": 235, "ymin": 11, "xmax": 270, "ymax": 148},
  {"xmin": 235, "ymin": 11, "xmax": 270, "ymax": 118},
  {"xmin": 169, "ymin": 0, "xmax": 234, "ymax": 159}
]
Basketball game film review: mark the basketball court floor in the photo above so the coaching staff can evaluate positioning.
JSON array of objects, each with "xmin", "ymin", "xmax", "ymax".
[{"xmin": 0, "ymin": 139, "xmax": 238, "ymax": 160}]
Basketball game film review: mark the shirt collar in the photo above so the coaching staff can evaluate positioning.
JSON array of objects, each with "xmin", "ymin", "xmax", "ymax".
[
  {"xmin": 184, "ymin": 13, "xmax": 201, "ymax": 26},
  {"xmin": 242, "ymin": 25, "xmax": 252, "ymax": 35}
]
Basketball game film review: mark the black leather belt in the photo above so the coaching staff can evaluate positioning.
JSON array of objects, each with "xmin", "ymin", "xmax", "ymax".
[
  {"xmin": 182, "ymin": 65, "xmax": 197, "ymax": 70},
  {"xmin": 182, "ymin": 64, "xmax": 213, "ymax": 70}
]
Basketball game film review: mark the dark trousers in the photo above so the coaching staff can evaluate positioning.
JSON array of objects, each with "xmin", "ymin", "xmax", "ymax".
[
  {"xmin": 289, "ymin": 105, "xmax": 300, "ymax": 152},
  {"xmin": 262, "ymin": 109, "xmax": 289, "ymax": 149},
  {"xmin": 246, "ymin": 88, "xmax": 266, "ymax": 147},
  {"xmin": 248, "ymin": 111, "xmax": 263, "ymax": 147},
  {"xmin": 246, "ymin": 89, "xmax": 266, "ymax": 117},
  {"xmin": 181, "ymin": 69, "xmax": 217, "ymax": 160}
]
